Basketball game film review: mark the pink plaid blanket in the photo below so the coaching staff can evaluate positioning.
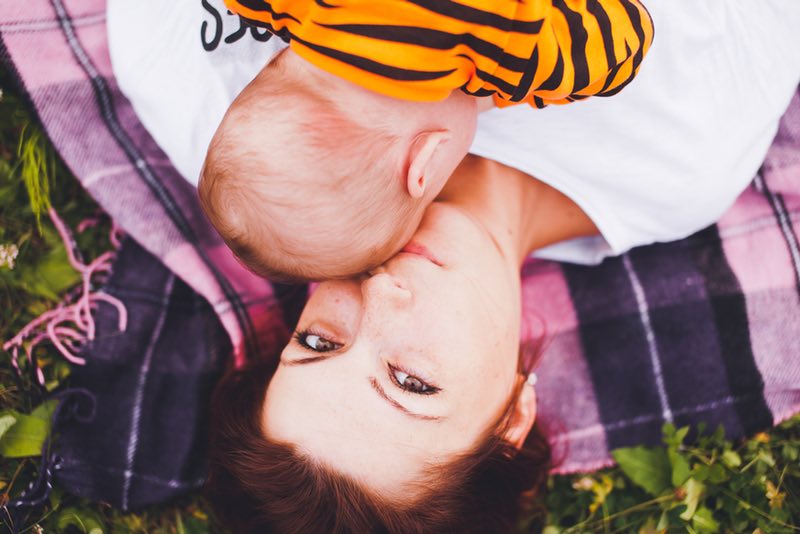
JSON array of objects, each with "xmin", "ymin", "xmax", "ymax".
[{"xmin": 2, "ymin": 0, "xmax": 799, "ymax": 481}]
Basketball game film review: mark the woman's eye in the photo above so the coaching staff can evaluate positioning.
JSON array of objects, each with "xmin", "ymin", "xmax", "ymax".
[
  {"xmin": 295, "ymin": 331, "xmax": 340, "ymax": 352},
  {"xmin": 391, "ymin": 367, "xmax": 438, "ymax": 395}
]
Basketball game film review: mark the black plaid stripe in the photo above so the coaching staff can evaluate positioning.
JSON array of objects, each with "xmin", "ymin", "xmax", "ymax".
[
  {"xmin": 563, "ymin": 259, "xmax": 666, "ymax": 449},
  {"xmin": 687, "ymin": 226, "xmax": 772, "ymax": 435}
]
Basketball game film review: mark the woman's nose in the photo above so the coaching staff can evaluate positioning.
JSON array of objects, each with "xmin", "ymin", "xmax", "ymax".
[{"xmin": 362, "ymin": 272, "xmax": 412, "ymax": 309}]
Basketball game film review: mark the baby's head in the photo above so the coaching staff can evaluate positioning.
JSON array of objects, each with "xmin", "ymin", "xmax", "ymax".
[{"xmin": 199, "ymin": 48, "xmax": 477, "ymax": 281}]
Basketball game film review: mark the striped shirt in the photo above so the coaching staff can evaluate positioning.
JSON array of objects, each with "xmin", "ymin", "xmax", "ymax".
[{"xmin": 224, "ymin": 0, "xmax": 654, "ymax": 108}]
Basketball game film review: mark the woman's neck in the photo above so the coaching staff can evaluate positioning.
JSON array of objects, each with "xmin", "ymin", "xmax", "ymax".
[{"xmin": 439, "ymin": 155, "xmax": 598, "ymax": 268}]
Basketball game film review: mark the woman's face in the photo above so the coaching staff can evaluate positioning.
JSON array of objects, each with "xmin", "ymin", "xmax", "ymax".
[{"xmin": 263, "ymin": 201, "xmax": 525, "ymax": 499}]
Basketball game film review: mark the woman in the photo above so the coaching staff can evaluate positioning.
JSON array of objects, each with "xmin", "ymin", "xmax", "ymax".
[
  {"xmin": 104, "ymin": 1, "xmax": 800, "ymax": 529},
  {"xmin": 206, "ymin": 154, "xmax": 599, "ymax": 532}
]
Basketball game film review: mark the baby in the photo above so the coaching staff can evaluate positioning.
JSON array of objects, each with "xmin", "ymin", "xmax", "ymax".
[
  {"xmin": 199, "ymin": 0, "xmax": 654, "ymax": 281},
  {"xmin": 199, "ymin": 47, "xmax": 478, "ymax": 281}
]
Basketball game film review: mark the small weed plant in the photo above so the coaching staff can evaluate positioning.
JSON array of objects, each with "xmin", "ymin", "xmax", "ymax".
[{"xmin": 539, "ymin": 420, "xmax": 800, "ymax": 533}]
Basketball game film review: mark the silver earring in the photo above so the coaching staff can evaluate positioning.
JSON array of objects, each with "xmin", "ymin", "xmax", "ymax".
[{"xmin": 526, "ymin": 372, "xmax": 538, "ymax": 386}]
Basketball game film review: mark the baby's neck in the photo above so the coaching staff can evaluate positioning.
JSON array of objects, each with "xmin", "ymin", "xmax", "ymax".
[{"xmin": 439, "ymin": 155, "xmax": 598, "ymax": 267}]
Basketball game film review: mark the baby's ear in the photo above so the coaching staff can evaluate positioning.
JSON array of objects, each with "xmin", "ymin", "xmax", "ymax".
[{"xmin": 406, "ymin": 130, "xmax": 451, "ymax": 199}]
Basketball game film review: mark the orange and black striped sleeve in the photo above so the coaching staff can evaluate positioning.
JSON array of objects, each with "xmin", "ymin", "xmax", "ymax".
[{"xmin": 224, "ymin": 0, "xmax": 654, "ymax": 108}]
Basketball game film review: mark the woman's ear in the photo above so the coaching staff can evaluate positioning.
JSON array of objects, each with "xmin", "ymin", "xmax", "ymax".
[
  {"xmin": 502, "ymin": 377, "xmax": 537, "ymax": 449},
  {"xmin": 406, "ymin": 130, "xmax": 451, "ymax": 199}
]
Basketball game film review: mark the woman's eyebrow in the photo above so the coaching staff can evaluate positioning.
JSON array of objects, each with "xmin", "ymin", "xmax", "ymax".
[
  {"xmin": 280, "ymin": 355, "xmax": 330, "ymax": 366},
  {"xmin": 369, "ymin": 378, "xmax": 442, "ymax": 422}
]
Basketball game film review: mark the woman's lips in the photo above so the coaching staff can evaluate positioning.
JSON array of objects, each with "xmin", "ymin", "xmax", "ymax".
[{"xmin": 400, "ymin": 242, "xmax": 443, "ymax": 267}]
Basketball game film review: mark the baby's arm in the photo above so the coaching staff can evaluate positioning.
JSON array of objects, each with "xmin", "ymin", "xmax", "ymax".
[
  {"xmin": 500, "ymin": 0, "xmax": 655, "ymax": 109},
  {"xmin": 222, "ymin": 0, "xmax": 653, "ymax": 106}
]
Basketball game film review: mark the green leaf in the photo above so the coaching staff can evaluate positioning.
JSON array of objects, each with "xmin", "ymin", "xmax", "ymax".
[
  {"xmin": 695, "ymin": 422, "xmax": 707, "ymax": 437},
  {"xmin": 612, "ymin": 446, "xmax": 671, "ymax": 497},
  {"xmin": 692, "ymin": 506, "xmax": 719, "ymax": 533},
  {"xmin": 670, "ymin": 449, "xmax": 691, "ymax": 487},
  {"xmin": 19, "ymin": 225, "xmax": 81, "ymax": 301},
  {"xmin": 679, "ymin": 478, "xmax": 706, "ymax": 521},
  {"xmin": 664, "ymin": 423, "xmax": 690, "ymax": 448},
  {"xmin": 55, "ymin": 507, "xmax": 105, "ymax": 534},
  {"xmin": 31, "ymin": 399, "xmax": 58, "ymax": 422},
  {"xmin": 757, "ymin": 450, "xmax": 776, "ymax": 468},
  {"xmin": 692, "ymin": 464, "xmax": 710, "ymax": 482},
  {"xmin": 706, "ymin": 463, "xmax": 728, "ymax": 484},
  {"xmin": 656, "ymin": 510, "xmax": 669, "ymax": 531},
  {"xmin": 49, "ymin": 486, "xmax": 63, "ymax": 510},
  {"xmin": 781, "ymin": 443, "xmax": 798, "ymax": 462},
  {"xmin": 721, "ymin": 449, "xmax": 742, "ymax": 469},
  {"xmin": 46, "ymin": 360, "xmax": 72, "ymax": 392},
  {"xmin": 0, "ymin": 410, "xmax": 49, "ymax": 458},
  {"xmin": 176, "ymin": 511, "xmax": 186, "ymax": 534},
  {"xmin": 180, "ymin": 516, "xmax": 212, "ymax": 534},
  {"xmin": 0, "ymin": 414, "xmax": 16, "ymax": 441},
  {"xmin": 638, "ymin": 516, "xmax": 660, "ymax": 534}
]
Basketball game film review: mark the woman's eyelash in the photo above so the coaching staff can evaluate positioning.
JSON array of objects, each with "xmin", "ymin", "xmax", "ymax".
[
  {"xmin": 293, "ymin": 330, "xmax": 341, "ymax": 352},
  {"xmin": 389, "ymin": 364, "xmax": 440, "ymax": 395}
]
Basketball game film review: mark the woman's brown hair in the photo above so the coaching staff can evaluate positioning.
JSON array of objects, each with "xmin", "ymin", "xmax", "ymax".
[{"xmin": 206, "ymin": 355, "xmax": 550, "ymax": 533}]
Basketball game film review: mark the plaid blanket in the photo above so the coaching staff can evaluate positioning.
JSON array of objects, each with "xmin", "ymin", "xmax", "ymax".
[{"xmin": 2, "ymin": 0, "xmax": 799, "ymax": 509}]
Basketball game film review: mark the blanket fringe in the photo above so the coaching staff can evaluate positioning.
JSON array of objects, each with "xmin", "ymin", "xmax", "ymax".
[{"xmin": 3, "ymin": 208, "xmax": 127, "ymax": 385}]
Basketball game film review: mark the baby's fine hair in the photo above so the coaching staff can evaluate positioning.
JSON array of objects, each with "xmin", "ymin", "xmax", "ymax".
[{"xmin": 199, "ymin": 53, "xmax": 418, "ymax": 281}]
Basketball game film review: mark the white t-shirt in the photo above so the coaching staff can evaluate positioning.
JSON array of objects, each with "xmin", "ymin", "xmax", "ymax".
[{"xmin": 108, "ymin": 0, "xmax": 800, "ymax": 264}]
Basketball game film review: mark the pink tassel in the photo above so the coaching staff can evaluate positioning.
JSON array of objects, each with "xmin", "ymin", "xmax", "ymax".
[
  {"xmin": 110, "ymin": 220, "xmax": 124, "ymax": 249},
  {"xmin": 3, "ymin": 208, "xmax": 127, "ymax": 383}
]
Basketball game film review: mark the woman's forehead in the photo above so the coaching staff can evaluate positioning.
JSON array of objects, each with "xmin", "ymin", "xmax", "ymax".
[{"xmin": 263, "ymin": 365, "xmax": 458, "ymax": 497}]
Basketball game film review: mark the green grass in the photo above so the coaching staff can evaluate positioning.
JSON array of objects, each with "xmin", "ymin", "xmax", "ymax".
[{"xmin": 1, "ymin": 68, "xmax": 799, "ymax": 534}]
